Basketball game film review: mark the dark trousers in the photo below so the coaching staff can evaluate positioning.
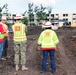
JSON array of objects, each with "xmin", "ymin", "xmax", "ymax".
[
  {"xmin": 3, "ymin": 37, "xmax": 8, "ymax": 57},
  {"xmin": 42, "ymin": 50, "xmax": 56, "ymax": 72}
]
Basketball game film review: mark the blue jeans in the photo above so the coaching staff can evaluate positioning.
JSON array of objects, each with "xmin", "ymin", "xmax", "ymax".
[
  {"xmin": 42, "ymin": 50, "xmax": 56, "ymax": 72},
  {"xmin": 0, "ymin": 42, "xmax": 3, "ymax": 58},
  {"xmin": 3, "ymin": 37, "xmax": 8, "ymax": 57}
]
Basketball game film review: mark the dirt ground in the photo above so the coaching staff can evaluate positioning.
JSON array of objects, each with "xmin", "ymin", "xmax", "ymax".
[{"xmin": 0, "ymin": 26, "xmax": 76, "ymax": 75}]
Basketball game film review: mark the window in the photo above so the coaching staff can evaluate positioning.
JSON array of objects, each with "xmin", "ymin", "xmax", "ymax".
[
  {"xmin": 51, "ymin": 19, "xmax": 54, "ymax": 20},
  {"xmin": 22, "ymin": 14, "xmax": 25, "ymax": 16},
  {"xmin": 30, "ymin": 19, "xmax": 34, "ymax": 22},
  {"xmin": 73, "ymin": 18, "xmax": 76, "ymax": 20},
  {"xmin": 13, "ymin": 14, "xmax": 16, "ymax": 16},
  {"xmin": 63, "ymin": 19, "xmax": 65, "ymax": 21},
  {"xmin": 56, "ymin": 14, "xmax": 58, "ymax": 16},
  {"xmin": 73, "ymin": 13, "xmax": 76, "ymax": 15},
  {"xmin": 66, "ymin": 19, "xmax": 68, "ymax": 21},
  {"xmin": 66, "ymin": 14, "xmax": 68, "ymax": 16},
  {"xmin": 63, "ymin": 14, "xmax": 65, "ymax": 16},
  {"xmin": 51, "ymin": 14, "xmax": 54, "ymax": 17},
  {"xmin": 55, "ymin": 18, "xmax": 59, "ymax": 20},
  {"xmin": 6, "ymin": 14, "xmax": 8, "ymax": 16},
  {"xmin": 46, "ymin": 14, "xmax": 49, "ymax": 16},
  {"xmin": 63, "ymin": 23, "xmax": 65, "ymax": 25}
]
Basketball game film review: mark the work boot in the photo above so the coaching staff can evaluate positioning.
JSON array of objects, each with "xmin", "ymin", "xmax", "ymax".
[
  {"xmin": 15, "ymin": 65, "xmax": 19, "ymax": 71},
  {"xmin": 22, "ymin": 65, "xmax": 28, "ymax": 71}
]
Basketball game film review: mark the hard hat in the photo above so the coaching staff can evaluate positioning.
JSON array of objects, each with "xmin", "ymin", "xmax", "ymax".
[
  {"xmin": 44, "ymin": 21, "xmax": 52, "ymax": 28},
  {"xmin": 14, "ymin": 14, "xmax": 23, "ymax": 19},
  {"xmin": 1, "ymin": 16, "xmax": 7, "ymax": 20}
]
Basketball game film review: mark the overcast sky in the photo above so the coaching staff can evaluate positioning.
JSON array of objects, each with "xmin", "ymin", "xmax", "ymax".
[{"xmin": 0, "ymin": 0, "xmax": 76, "ymax": 14}]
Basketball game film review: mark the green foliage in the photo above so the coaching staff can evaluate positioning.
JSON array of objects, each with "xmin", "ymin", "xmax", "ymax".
[
  {"xmin": 22, "ymin": 17, "xmax": 28, "ymax": 25},
  {"xmin": 28, "ymin": 3, "xmax": 34, "ymax": 22},
  {"xmin": 29, "ymin": 13, "xmax": 34, "ymax": 21},
  {"xmin": 47, "ymin": 6, "xmax": 52, "ymax": 14},
  {"xmin": 34, "ymin": 4, "xmax": 47, "ymax": 21},
  {"xmin": 27, "ymin": 3, "xmax": 53, "ymax": 26},
  {"xmin": 0, "ymin": 4, "xmax": 8, "ymax": 20},
  {"xmin": 6, "ymin": 23, "xmax": 12, "ymax": 27},
  {"xmin": 28, "ymin": 3, "xmax": 33, "ymax": 14}
]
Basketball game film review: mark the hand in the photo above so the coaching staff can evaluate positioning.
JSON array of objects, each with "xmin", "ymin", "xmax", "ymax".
[
  {"xmin": 38, "ymin": 46, "xmax": 41, "ymax": 50},
  {"xmin": 56, "ymin": 45, "xmax": 59, "ymax": 51}
]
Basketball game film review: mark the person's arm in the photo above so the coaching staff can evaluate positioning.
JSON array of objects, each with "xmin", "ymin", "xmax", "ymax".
[
  {"xmin": 0, "ymin": 24, "xmax": 5, "ymax": 34},
  {"xmin": 53, "ymin": 31, "xmax": 59, "ymax": 45},
  {"xmin": 37, "ymin": 32, "xmax": 43, "ymax": 50}
]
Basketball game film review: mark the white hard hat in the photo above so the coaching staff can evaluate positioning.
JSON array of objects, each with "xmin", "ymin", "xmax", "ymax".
[
  {"xmin": 14, "ymin": 14, "xmax": 23, "ymax": 19},
  {"xmin": 44, "ymin": 21, "xmax": 52, "ymax": 28},
  {"xmin": 1, "ymin": 16, "xmax": 7, "ymax": 20}
]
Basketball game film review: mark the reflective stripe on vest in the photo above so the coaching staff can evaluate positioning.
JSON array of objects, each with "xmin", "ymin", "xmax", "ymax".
[{"xmin": 12, "ymin": 23, "xmax": 26, "ymax": 41}]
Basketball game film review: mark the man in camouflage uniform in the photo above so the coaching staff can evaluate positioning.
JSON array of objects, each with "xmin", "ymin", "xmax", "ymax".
[{"xmin": 12, "ymin": 14, "xmax": 28, "ymax": 71}]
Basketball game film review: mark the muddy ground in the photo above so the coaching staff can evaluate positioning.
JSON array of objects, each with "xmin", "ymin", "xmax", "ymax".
[{"xmin": 0, "ymin": 26, "xmax": 76, "ymax": 75}]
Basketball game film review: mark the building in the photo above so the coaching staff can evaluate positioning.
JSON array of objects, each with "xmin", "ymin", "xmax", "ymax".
[
  {"xmin": 25, "ymin": 13, "xmax": 76, "ymax": 26},
  {"xmin": 2, "ymin": 13, "xmax": 76, "ymax": 26}
]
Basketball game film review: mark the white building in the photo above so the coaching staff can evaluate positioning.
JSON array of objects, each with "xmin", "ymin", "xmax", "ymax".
[{"xmin": 3, "ymin": 13, "xmax": 76, "ymax": 26}]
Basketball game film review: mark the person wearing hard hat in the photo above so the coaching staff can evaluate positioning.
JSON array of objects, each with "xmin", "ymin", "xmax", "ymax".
[
  {"xmin": 37, "ymin": 21, "xmax": 59, "ymax": 73},
  {"xmin": 12, "ymin": 14, "xmax": 28, "ymax": 71},
  {"xmin": 0, "ymin": 16, "xmax": 9, "ymax": 60},
  {"xmin": 0, "ymin": 23, "xmax": 5, "ymax": 60}
]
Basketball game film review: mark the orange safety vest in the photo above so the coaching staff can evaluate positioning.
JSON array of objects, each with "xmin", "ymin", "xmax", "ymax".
[
  {"xmin": 3, "ymin": 24, "xmax": 8, "ymax": 37},
  {"xmin": 12, "ymin": 23, "xmax": 27, "ymax": 42}
]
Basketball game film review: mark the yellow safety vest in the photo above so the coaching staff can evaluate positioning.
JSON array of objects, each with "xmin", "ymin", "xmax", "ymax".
[
  {"xmin": 12, "ymin": 22, "xmax": 27, "ymax": 42},
  {"xmin": 38, "ymin": 29, "xmax": 59, "ymax": 50}
]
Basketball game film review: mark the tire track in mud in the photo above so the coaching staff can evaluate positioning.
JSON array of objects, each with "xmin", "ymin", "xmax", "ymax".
[{"xmin": 58, "ymin": 35, "xmax": 76, "ymax": 75}]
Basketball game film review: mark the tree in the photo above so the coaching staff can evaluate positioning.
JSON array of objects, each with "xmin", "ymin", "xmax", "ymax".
[
  {"xmin": 28, "ymin": 3, "xmax": 34, "ymax": 20},
  {"xmin": 0, "ymin": 4, "xmax": 8, "ymax": 20},
  {"xmin": 47, "ymin": 6, "xmax": 53, "ymax": 14},
  {"xmin": 34, "ymin": 4, "xmax": 47, "ymax": 25},
  {"xmin": 35, "ymin": 4, "xmax": 46, "ymax": 20},
  {"xmin": 47, "ymin": 6, "xmax": 53, "ymax": 21},
  {"xmin": 27, "ymin": 3, "xmax": 53, "ymax": 26},
  {"xmin": 28, "ymin": 3, "xmax": 33, "ymax": 14},
  {"xmin": 22, "ymin": 17, "xmax": 28, "ymax": 25}
]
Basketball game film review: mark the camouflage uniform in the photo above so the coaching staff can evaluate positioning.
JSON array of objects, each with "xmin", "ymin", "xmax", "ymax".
[{"xmin": 14, "ymin": 41, "xmax": 27, "ymax": 65}]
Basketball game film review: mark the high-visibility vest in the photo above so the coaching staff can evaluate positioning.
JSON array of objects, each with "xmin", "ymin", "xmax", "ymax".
[
  {"xmin": 0, "ymin": 22, "xmax": 8, "ymax": 37},
  {"xmin": 3, "ymin": 24, "xmax": 8, "ymax": 37},
  {"xmin": 38, "ymin": 29, "xmax": 59, "ymax": 50},
  {"xmin": 0, "ymin": 25, "xmax": 4, "ymax": 40},
  {"xmin": 0, "ymin": 33, "xmax": 4, "ymax": 39},
  {"xmin": 12, "ymin": 23, "xmax": 27, "ymax": 42}
]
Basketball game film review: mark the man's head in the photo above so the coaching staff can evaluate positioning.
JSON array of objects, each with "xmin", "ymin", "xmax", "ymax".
[
  {"xmin": 14, "ymin": 14, "xmax": 23, "ymax": 22},
  {"xmin": 44, "ymin": 21, "xmax": 52, "ymax": 29},
  {"xmin": 1, "ymin": 16, "xmax": 7, "ymax": 24}
]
